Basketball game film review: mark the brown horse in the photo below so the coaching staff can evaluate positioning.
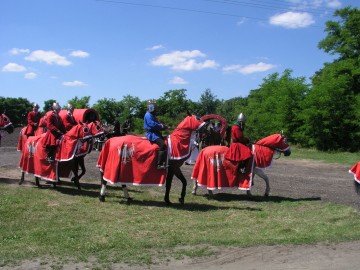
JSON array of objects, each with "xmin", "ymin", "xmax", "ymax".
[{"xmin": 97, "ymin": 115, "xmax": 206, "ymax": 205}]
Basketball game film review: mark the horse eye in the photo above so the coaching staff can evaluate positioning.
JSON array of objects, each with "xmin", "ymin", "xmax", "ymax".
[
  {"xmin": 96, "ymin": 125, "xmax": 100, "ymax": 130},
  {"xmin": 83, "ymin": 127, "xmax": 89, "ymax": 133},
  {"xmin": 3, "ymin": 117, "xmax": 8, "ymax": 122}
]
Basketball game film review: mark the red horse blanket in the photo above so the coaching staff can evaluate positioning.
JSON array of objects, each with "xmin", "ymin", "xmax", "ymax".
[
  {"xmin": 191, "ymin": 144, "xmax": 253, "ymax": 190},
  {"xmin": 192, "ymin": 134, "xmax": 290, "ymax": 190},
  {"xmin": 349, "ymin": 161, "xmax": 360, "ymax": 184},
  {"xmin": 19, "ymin": 133, "xmax": 60, "ymax": 181},
  {"xmin": 97, "ymin": 135, "xmax": 166, "ymax": 185},
  {"xmin": 97, "ymin": 115, "xmax": 205, "ymax": 185}
]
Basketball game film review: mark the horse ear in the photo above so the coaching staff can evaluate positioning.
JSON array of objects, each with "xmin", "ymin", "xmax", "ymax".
[
  {"xmin": 280, "ymin": 130, "xmax": 284, "ymax": 136},
  {"xmin": 186, "ymin": 109, "xmax": 192, "ymax": 116}
]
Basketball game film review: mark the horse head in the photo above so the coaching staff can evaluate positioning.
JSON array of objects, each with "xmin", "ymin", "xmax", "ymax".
[
  {"xmin": 0, "ymin": 113, "xmax": 14, "ymax": 134},
  {"xmin": 256, "ymin": 133, "xmax": 291, "ymax": 157},
  {"xmin": 65, "ymin": 122, "xmax": 92, "ymax": 140},
  {"xmin": 88, "ymin": 120, "xmax": 104, "ymax": 138}
]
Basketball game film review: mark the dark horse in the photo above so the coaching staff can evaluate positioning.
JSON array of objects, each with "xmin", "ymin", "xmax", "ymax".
[
  {"xmin": 349, "ymin": 161, "xmax": 360, "ymax": 195},
  {"xmin": 0, "ymin": 113, "xmax": 14, "ymax": 146},
  {"xmin": 97, "ymin": 115, "xmax": 206, "ymax": 205}
]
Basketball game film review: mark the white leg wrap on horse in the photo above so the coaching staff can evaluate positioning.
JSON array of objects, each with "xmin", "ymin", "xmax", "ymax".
[{"xmin": 100, "ymin": 185, "xmax": 107, "ymax": 196}]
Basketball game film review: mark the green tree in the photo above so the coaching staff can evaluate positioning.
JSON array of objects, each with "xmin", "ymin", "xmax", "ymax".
[
  {"xmin": 0, "ymin": 97, "xmax": 32, "ymax": 126},
  {"xmin": 198, "ymin": 88, "xmax": 220, "ymax": 116},
  {"xmin": 216, "ymin": 97, "xmax": 248, "ymax": 123},
  {"xmin": 68, "ymin": 96, "xmax": 91, "ymax": 109},
  {"xmin": 92, "ymin": 98, "xmax": 122, "ymax": 125},
  {"xmin": 301, "ymin": 6, "xmax": 360, "ymax": 151},
  {"xmin": 246, "ymin": 69, "xmax": 308, "ymax": 142}
]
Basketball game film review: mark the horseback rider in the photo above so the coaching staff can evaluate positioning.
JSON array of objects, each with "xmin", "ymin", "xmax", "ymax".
[
  {"xmin": 230, "ymin": 113, "xmax": 251, "ymax": 174},
  {"xmin": 43, "ymin": 102, "xmax": 66, "ymax": 162},
  {"xmin": 25, "ymin": 103, "xmax": 41, "ymax": 137},
  {"xmin": 143, "ymin": 99, "xmax": 168, "ymax": 170},
  {"xmin": 62, "ymin": 104, "xmax": 78, "ymax": 131}
]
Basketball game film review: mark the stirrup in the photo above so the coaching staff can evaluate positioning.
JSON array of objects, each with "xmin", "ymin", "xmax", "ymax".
[{"xmin": 157, "ymin": 164, "xmax": 167, "ymax": 170}]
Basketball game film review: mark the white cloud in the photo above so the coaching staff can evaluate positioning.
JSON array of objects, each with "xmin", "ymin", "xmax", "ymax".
[
  {"xmin": 223, "ymin": 62, "xmax": 276, "ymax": 74},
  {"xmin": 325, "ymin": 0, "xmax": 341, "ymax": 8},
  {"xmin": 236, "ymin": 17, "xmax": 247, "ymax": 26},
  {"xmin": 269, "ymin": 12, "xmax": 315, "ymax": 28},
  {"xmin": 151, "ymin": 50, "xmax": 218, "ymax": 71},
  {"xmin": 63, "ymin": 80, "xmax": 87, "ymax": 87},
  {"xmin": 9, "ymin": 48, "xmax": 30, "ymax": 55},
  {"xmin": 24, "ymin": 72, "xmax": 37, "ymax": 79},
  {"xmin": 169, "ymin": 76, "xmax": 188, "ymax": 85},
  {"xmin": 2, "ymin": 62, "xmax": 27, "ymax": 72},
  {"xmin": 25, "ymin": 50, "xmax": 71, "ymax": 66},
  {"xmin": 147, "ymin": 44, "xmax": 164, "ymax": 50},
  {"xmin": 70, "ymin": 50, "xmax": 90, "ymax": 58}
]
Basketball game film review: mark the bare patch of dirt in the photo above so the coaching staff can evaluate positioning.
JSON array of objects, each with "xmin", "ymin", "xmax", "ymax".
[{"xmin": 1, "ymin": 128, "xmax": 360, "ymax": 269}]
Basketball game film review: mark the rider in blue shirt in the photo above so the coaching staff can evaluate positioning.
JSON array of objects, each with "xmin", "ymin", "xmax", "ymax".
[{"xmin": 144, "ymin": 100, "xmax": 168, "ymax": 169}]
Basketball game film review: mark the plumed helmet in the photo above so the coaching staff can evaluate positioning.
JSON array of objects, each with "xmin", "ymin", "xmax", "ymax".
[
  {"xmin": 33, "ymin": 103, "xmax": 40, "ymax": 109},
  {"xmin": 147, "ymin": 99, "xmax": 157, "ymax": 113},
  {"xmin": 52, "ymin": 102, "xmax": 61, "ymax": 111},
  {"xmin": 237, "ymin": 113, "xmax": 246, "ymax": 122}
]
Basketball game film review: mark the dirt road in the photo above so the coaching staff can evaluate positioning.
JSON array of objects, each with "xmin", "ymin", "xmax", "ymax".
[{"xmin": 1, "ymin": 129, "xmax": 360, "ymax": 269}]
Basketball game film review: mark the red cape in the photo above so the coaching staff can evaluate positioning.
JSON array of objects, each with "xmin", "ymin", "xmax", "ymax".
[{"xmin": 349, "ymin": 162, "xmax": 360, "ymax": 184}]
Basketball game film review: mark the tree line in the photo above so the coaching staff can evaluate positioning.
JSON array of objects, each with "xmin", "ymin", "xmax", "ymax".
[{"xmin": 1, "ymin": 7, "xmax": 359, "ymax": 152}]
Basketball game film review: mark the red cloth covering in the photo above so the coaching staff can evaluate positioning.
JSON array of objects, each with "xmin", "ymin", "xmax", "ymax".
[
  {"xmin": 57, "ymin": 124, "xmax": 92, "ymax": 162},
  {"xmin": 59, "ymin": 110, "xmax": 78, "ymax": 132},
  {"xmin": 43, "ymin": 111, "xmax": 66, "ymax": 147},
  {"xmin": 97, "ymin": 135, "xmax": 166, "ymax": 185},
  {"xmin": 349, "ymin": 162, "xmax": 360, "ymax": 184},
  {"xmin": 224, "ymin": 143, "xmax": 252, "ymax": 162},
  {"xmin": 191, "ymin": 145, "xmax": 253, "ymax": 190},
  {"xmin": 169, "ymin": 115, "xmax": 205, "ymax": 160},
  {"xmin": 17, "ymin": 127, "xmax": 27, "ymax": 151},
  {"xmin": 231, "ymin": 125, "xmax": 249, "ymax": 144},
  {"xmin": 35, "ymin": 116, "xmax": 48, "ymax": 136},
  {"xmin": 254, "ymin": 134, "xmax": 290, "ymax": 169},
  {"xmin": 19, "ymin": 133, "xmax": 59, "ymax": 182}
]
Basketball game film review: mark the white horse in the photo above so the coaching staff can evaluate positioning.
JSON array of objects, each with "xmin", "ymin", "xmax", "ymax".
[{"xmin": 191, "ymin": 133, "xmax": 291, "ymax": 198}]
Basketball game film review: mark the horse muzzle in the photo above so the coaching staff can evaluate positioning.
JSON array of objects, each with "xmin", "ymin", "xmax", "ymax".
[{"xmin": 283, "ymin": 149, "xmax": 291, "ymax": 156}]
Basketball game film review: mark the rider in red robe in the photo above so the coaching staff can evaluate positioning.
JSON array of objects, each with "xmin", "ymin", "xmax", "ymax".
[
  {"xmin": 62, "ymin": 104, "xmax": 78, "ymax": 131},
  {"xmin": 25, "ymin": 103, "xmax": 41, "ymax": 137},
  {"xmin": 43, "ymin": 102, "xmax": 66, "ymax": 162},
  {"xmin": 229, "ymin": 113, "xmax": 251, "ymax": 174}
]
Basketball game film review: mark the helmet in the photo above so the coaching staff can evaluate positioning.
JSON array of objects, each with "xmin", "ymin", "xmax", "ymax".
[
  {"xmin": 147, "ymin": 99, "xmax": 157, "ymax": 113},
  {"xmin": 33, "ymin": 103, "xmax": 40, "ymax": 109},
  {"xmin": 237, "ymin": 113, "xmax": 246, "ymax": 122},
  {"xmin": 67, "ymin": 104, "xmax": 74, "ymax": 111},
  {"xmin": 52, "ymin": 102, "xmax": 61, "ymax": 111}
]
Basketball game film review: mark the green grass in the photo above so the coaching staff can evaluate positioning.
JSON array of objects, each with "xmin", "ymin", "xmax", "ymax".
[
  {"xmin": 1, "ymin": 181, "xmax": 360, "ymax": 268},
  {"xmin": 289, "ymin": 146, "xmax": 359, "ymax": 165}
]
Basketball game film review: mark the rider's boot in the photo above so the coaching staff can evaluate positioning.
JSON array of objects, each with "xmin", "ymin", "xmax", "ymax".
[{"xmin": 157, "ymin": 150, "xmax": 167, "ymax": 170}]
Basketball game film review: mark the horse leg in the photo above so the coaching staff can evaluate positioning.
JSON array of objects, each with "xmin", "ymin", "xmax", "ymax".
[
  {"xmin": 173, "ymin": 167, "xmax": 187, "ymax": 205},
  {"xmin": 121, "ymin": 185, "xmax": 133, "ymax": 204},
  {"xmin": 70, "ymin": 159, "xmax": 81, "ymax": 190},
  {"xmin": 254, "ymin": 167, "xmax": 270, "ymax": 197},
  {"xmin": 164, "ymin": 169, "xmax": 175, "ymax": 206},
  {"xmin": 35, "ymin": 177, "xmax": 41, "ymax": 187},
  {"xmin": 99, "ymin": 173, "xmax": 107, "ymax": 202},
  {"xmin": 191, "ymin": 179, "xmax": 198, "ymax": 195},
  {"xmin": 207, "ymin": 190, "xmax": 214, "ymax": 200},
  {"xmin": 19, "ymin": 172, "xmax": 25, "ymax": 185}
]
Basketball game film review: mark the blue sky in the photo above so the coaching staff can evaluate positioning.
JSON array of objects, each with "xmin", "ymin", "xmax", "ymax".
[{"xmin": 1, "ymin": 0, "xmax": 359, "ymax": 108}]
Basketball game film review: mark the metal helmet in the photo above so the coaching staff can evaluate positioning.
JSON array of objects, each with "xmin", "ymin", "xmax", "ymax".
[
  {"xmin": 52, "ymin": 102, "xmax": 61, "ymax": 111},
  {"xmin": 147, "ymin": 99, "xmax": 157, "ymax": 113},
  {"xmin": 237, "ymin": 113, "xmax": 246, "ymax": 122},
  {"xmin": 33, "ymin": 103, "xmax": 40, "ymax": 109},
  {"xmin": 67, "ymin": 104, "xmax": 74, "ymax": 111}
]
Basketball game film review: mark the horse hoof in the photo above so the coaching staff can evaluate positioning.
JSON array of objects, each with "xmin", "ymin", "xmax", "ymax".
[
  {"xmin": 126, "ymin": 197, "xmax": 133, "ymax": 205},
  {"xmin": 164, "ymin": 199, "xmax": 172, "ymax": 206},
  {"xmin": 99, "ymin": 195, "xmax": 105, "ymax": 202},
  {"xmin": 178, "ymin": 198, "xmax": 184, "ymax": 205}
]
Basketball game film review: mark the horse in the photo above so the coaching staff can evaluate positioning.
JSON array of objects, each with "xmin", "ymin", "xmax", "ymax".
[
  {"xmin": 198, "ymin": 114, "xmax": 228, "ymax": 150},
  {"xmin": 19, "ymin": 122, "xmax": 93, "ymax": 189},
  {"xmin": 191, "ymin": 133, "xmax": 291, "ymax": 198},
  {"xmin": 0, "ymin": 113, "xmax": 14, "ymax": 146},
  {"xmin": 97, "ymin": 115, "xmax": 207, "ymax": 205},
  {"xmin": 349, "ymin": 161, "xmax": 360, "ymax": 195}
]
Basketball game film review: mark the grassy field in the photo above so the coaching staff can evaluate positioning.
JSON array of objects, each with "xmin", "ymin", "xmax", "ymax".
[
  {"xmin": 289, "ymin": 146, "xmax": 359, "ymax": 165},
  {"xmin": 1, "ymin": 148, "xmax": 359, "ymax": 268}
]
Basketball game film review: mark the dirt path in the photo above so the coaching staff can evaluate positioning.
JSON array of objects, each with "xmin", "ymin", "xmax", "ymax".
[{"xmin": 1, "ymin": 129, "xmax": 360, "ymax": 269}]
